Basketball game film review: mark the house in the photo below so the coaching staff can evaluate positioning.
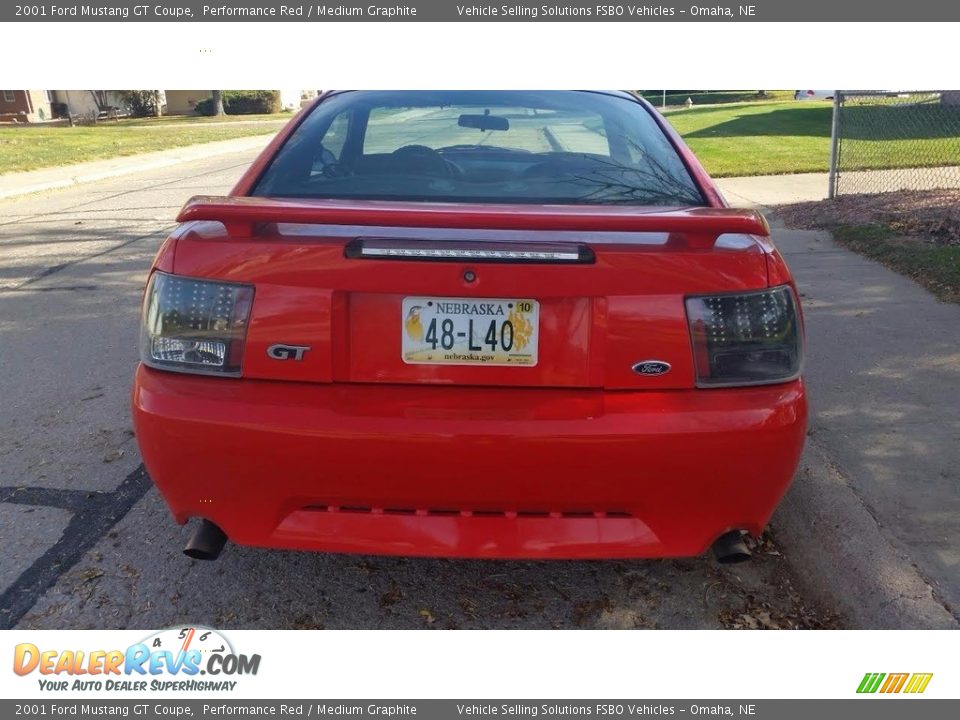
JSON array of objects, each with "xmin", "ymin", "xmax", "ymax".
[
  {"xmin": 0, "ymin": 90, "xmax": 55, "ymax": 122},
  {"xmin": 164, "ymin": 90, "xmax": 210, "ymax": 116},
  {"xmin": 0, "ymin": 90, "xmax": 129, "ymax": 122},
  {"xmin": 51, "ymin": 90, "xmax": 131, "ymax": 119},
  {"xmin": 2, "ymin": 89, "xmax": 313, "ymax": 122},
  {"xmin": 164, "ymin": 89, "xmax": 308, "ymax": 115}
]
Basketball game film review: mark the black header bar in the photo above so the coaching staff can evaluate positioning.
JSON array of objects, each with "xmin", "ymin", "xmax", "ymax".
[{"xmin": 6, "ymin": 1, "xmax": 960, "ymax": 22}]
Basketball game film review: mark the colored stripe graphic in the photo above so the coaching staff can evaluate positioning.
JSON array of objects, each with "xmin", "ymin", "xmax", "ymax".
[
  {"xmin": 881, "ymin": 673, "xmax": 909, "ymax": 693},
  {"xmin": 904, "ymin": 673, "xmax": 934, "ymax": 694},
  {"xmin": 857, "ymin": 673, "xmax": 885, "ymax": 693},
  {"xmin": 857, "ymin": 672, "xmax": 932, "ymax": 694}
]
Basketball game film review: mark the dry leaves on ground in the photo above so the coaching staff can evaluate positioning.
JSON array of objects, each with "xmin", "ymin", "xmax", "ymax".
[{"xmin": 775, "ymin": 189, "xmax": 960, "ymax": 244}]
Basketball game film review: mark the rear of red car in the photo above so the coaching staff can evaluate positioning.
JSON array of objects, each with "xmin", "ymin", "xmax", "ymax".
[{"xmin": 132, "ymin": 91, "xmax": 806, "ymax": 560}]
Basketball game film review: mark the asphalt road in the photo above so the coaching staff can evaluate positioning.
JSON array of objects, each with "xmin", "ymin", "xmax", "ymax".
[
  {"xmin": 0, "ymin": 150, "xmax": 841, "ymax": 631},
  {"xmin": 8, "ymin": 147, "xmax": 960, "ymax": 632}
]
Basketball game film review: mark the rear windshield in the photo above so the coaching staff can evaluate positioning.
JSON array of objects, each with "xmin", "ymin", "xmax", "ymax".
[{"xmin": 252, "ymin": 91, "xmax": 705, "ymax": 207}]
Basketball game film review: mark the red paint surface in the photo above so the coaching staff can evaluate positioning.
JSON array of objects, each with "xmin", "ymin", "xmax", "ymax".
[{"xmin": 133, "ymin": 366, "xmax": 806, "ymax": 558}]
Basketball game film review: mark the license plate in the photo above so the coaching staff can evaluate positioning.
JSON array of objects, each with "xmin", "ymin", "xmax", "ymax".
[{"xmin": 401, "ymin": 297, "xmax": 539, "ymax": 366}]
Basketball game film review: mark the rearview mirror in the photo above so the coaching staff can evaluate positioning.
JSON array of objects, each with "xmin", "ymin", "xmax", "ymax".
[{"xmin": 458, "ymin": 113, "xmax": 509, "ymax": 132}]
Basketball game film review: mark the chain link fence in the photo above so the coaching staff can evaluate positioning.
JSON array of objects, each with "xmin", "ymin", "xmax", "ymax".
[{"xmin": 829, "ymin": 91, "xmax": 960, "ymax": 197}]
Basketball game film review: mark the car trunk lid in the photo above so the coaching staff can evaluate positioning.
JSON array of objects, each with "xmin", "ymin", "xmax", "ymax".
[{"xmin": 170, "ymin": 196, "xmax": 772, "ymax": 390}]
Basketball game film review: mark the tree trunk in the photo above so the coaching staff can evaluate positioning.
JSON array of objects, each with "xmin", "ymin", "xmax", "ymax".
[
  {"xmin": 212, "ymin": 90, "xmax": 226, "ymax": 116},
  {"xmin": 941, "ymin": 91, "xmax": 960, "ymax": 106}
]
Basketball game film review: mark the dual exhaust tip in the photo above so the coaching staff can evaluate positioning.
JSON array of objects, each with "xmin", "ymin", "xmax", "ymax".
[
  {"xmin": 183, "ymin": 520, "xmax": 753, "ymax": 564},
  {"xmin": 711, "ymin": 530, "xmax": 752, "ymax": 564},
  {"xmin": 184, "ymin": 519, "xmax": 228, "ymax": 561}
]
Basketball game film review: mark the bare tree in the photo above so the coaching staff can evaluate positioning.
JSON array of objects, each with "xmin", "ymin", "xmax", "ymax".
[
  {"xmin": 212, "ymin": 90, "xmax": 226, "ymax": 116},
  {"xmin": 89, "ymin": 90, "xmax": 110, "ymax": 109}
]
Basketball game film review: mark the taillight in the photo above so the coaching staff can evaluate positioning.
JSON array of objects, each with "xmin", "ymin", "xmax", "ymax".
[
  {"xmin": 685, "ymin": 285, "xmax": 802, "ymax": 387},
  {"xmin": 139, "ymin": 271, "xmax": 254, "ymax": 377}
]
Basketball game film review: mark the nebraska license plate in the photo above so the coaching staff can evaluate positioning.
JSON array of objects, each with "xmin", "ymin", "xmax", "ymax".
[{"xmin": 401, "ymin": 297, "xmax": 539, "ymax": 366}]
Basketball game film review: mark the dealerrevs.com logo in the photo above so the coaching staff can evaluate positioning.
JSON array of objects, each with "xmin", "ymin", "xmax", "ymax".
[{"xmin": 13, "ymin": 627, "xmax": 260, "ymax": 692}]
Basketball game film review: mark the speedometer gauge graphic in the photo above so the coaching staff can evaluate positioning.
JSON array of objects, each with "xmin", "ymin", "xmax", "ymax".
[{"xmin": 141, "ymin": 626, "xmax": 234, "ymax": 658}]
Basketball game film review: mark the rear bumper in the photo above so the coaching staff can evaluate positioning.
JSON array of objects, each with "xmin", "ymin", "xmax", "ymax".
[{"xmin": 132, "ymin": 365, "xmax": 807, "ymax": 559}]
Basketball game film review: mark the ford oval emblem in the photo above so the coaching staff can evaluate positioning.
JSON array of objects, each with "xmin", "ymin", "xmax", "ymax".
[{"xmin": 632, "ymin": 360, "xmax": 671, "ymax": 376}]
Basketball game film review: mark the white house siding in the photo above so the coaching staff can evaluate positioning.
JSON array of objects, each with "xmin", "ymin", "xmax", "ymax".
[
  {"xmin": 164, "ymin": 90, "xmax": 213, "ymax": 115},
  {"xmin": 52, "ymin": 90, "xmax": 131, "ymax": 118}
]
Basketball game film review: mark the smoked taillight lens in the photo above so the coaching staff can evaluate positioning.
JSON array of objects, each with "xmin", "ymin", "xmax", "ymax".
[
  {"xmin": 686, "ymin": 285, "xmax": 802, "ymax": 387},
  {"xmin": 139, "ymin": 271, "xmax": 254, "ymax": 377}
]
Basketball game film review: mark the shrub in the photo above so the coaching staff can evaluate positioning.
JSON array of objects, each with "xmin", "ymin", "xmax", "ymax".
[
  {"xmin": 193, "ymin": 96, "xmax": 217, "ymax": 116},
  {"xmin": 118, "ymin": 90, "xmax": 162, "ymax": 117},
  {"xmin": 195, "ymin": 90, "xmax": 281, "ymax": 116}
]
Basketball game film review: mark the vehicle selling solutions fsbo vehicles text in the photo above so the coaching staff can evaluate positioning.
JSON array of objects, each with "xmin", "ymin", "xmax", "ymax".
[{"xmin": 454, "ymin": 5, "xmax": 757, "ymax": 18}]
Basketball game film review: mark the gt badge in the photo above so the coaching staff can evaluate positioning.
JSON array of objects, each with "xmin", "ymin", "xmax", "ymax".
[{"xmin": 267, "ymin": 344, "xmax": 311, "ymax": 361}]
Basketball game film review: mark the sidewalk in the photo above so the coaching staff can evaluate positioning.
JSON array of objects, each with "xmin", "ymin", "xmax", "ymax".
[
  {"xmin": 713, "ymin": 171, "xmax": 960, "ymax": 627},
  {"xmin": 768, "ymin": 222, "xmax": 960, "ymax": 628},
  {"xmin": 715, "ymin": 173, "xmax": 828, "ymax": 208},
  {"xmin": 0, "ymin": 134, "xmax": 275, "ymax": 200},
  {"xmin": 716, "ymin": 167, "xmax": 960, "ymax": 210}
]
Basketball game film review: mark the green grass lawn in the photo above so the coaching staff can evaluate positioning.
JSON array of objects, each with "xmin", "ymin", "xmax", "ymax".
[
  {"xmin": 639, "ymin": 90, "xmax": 796, "ymax": 107},
  {"xmin": 662, "ymin": 101, "xmax": 833, "ymax": 177},
  {"xmin": 662, "ymin": 99, "xmax": 960, "ymax": 177},
  {"xmin": 0, "ymin": 118, "xmax": 284, "ymax": 175},
  {"xmin": 121, "ymin": 113, "xmax": 291, "ymax": 127}
]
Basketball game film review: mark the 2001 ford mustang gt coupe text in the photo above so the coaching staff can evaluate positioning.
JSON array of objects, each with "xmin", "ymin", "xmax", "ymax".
[{"xmin": 131, "ymin": 90, "xmax": 806, "ymax": 562}]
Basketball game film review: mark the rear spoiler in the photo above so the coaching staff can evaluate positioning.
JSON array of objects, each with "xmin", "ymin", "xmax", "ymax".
[{"xmin": 177, "ymin": 195, "xmax": 769, "ymax": 242}]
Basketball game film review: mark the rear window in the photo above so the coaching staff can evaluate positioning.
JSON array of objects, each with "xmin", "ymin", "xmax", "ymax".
[{"xmin": 253, "ymin": 91, "xmax": 705, "ymax": 207}]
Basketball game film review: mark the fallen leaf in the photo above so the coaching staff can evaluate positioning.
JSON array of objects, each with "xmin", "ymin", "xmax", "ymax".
[
  {"xmin": 740, "ymin": 613, "xmax": 759, "ymax": 629},
  {"xmin": 78, "ymin": 568, "xmax": 104, "ymax": 583}
]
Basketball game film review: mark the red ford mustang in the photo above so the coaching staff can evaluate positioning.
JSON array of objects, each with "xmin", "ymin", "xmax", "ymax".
[{"xmin": 132, "ymin": 91, "xmax": 806, "ymax": 562}]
